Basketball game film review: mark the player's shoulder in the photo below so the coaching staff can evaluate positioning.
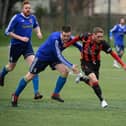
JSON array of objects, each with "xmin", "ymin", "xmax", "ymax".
[
  {"xmin": 50, "ymin": 32, "xmax": 60, "ymax": 38},
  {"xmin": 14, "ymin": 13, "xmax": 27, "ymax": 20},
  {"xmin": 11, "ymin": 13, "xmax": 20, "ymax": 18},
  {"xmin": 16, "ymin": 13, "xmax": 26, "ymax": 18},
  {"xmin": 9, "ymin": 13, "xmax": 21, "ymax": 22},
  {"xmin": 101, "ymin": 40, "xmax": 111, "ymax": 46},
  {"xmin": 47, "ymin": 32, "xmax": 60, "ymax": 44},
  {"xmin": 113, "ymin": 24, "xmax": 119, "ymax": 28},
  {"xmin": 30, "ymin": 14, "xmax": 37, "ymax": 19},
  {"xmin": 117, "ymin": 24, "xmax": 122, "ymax": 28}
]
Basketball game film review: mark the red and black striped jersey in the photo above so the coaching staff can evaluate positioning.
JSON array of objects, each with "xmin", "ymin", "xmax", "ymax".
[{"xmin": 81, "ymin": 35, "xmax": 112, "ymax": 62}]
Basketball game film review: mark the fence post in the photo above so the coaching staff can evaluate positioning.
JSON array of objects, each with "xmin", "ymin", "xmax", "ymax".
[
  {"xmin": 64, "ymin": 0, "xmax": 68, "ymax": 25},
  {"xmin": 107, "ymin": 0, "xmax": 111, "ymax": 43}
]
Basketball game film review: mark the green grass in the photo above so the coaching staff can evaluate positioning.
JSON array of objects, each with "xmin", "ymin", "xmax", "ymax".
[{"xmin": 0, "ymin": 46, "xmax": 126, "ymax": 126}]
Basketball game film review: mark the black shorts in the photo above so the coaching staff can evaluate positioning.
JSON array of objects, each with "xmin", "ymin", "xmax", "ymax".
[{"xmin": 81, "ymin": 59, "xmax": 100, "ymax": 79}]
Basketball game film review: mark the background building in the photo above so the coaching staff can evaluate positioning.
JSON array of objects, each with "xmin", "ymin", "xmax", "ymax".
[{"xmin": 1, "ymin": 0, "xmax": 126, "ymax": 35}]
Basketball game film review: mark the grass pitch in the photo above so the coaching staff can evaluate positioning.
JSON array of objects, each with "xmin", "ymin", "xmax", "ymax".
[{"xmin": 0, "ymin": 46, "xmax": 126, "ymax": 126}]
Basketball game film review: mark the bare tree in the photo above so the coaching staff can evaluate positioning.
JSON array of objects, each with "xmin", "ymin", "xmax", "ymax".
[
  {"xmin": 0, "ymin": 0, "xmax": 4, "ymax": 28},
  {"xmin": 2, "ymin": 0, "xmax": 10, "ymax": 27},
  {"xmin": 0, "ymin": 0, "xmax": 23, "ymax": 29}
]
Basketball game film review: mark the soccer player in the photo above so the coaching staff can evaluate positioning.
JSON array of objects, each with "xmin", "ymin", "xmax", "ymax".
[
  {"xmin": 64, "ymin": 27, "xmax": 126, "ymax": 108},
  {"xmin": 11, "ymin": 25, "xmax": 82, "ymax": 107},
  {"xmin": 110, "ymin": 18, "xmax": 126, "ymax": 68},
  {"xmin": 0, "ymin": 0, "xmax": 43, "ymax": 99}
]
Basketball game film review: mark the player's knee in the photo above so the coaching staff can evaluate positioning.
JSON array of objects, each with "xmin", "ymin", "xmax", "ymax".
[
  {"xmin": 6, "ymin": 64, "xmax": 15, "ymax": 72},
  {"xmin": 25, "ymin": 72, "xmax": 35, "ymax": 82},
  {"xmin": 92, "ymin": 81, "xmax": 99, "ymax": 86},
  {"xmin": 60, "ymin": 68, "xmax": 69, "ymax": 77}
]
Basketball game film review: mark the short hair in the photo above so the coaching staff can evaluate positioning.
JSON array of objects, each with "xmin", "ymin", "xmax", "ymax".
[
  {"xmin": 93, "ymin": 27, "xmax": 104, "ymax": 34},
  {"xmin": 62, "ymin": 25, "xmax": 71, "ymax": 32},
  {"xmin": 22, "ymin": 0, "xmax": 30, "ymax": 7}
]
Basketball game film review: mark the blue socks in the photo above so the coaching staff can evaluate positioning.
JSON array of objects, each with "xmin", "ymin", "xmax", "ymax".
[
  {"xmin": 0, "ymin": 66, "xmax": 39, "ymax": 95},
  {"xmin": 15, "ymin": 75, "xmax": 66, "ymax": 97},
  {"xmin": 15, "ymin": 77, "xmax": 28, "ymax": 96},
  {"xmin": 0, "ymin": 66, "xmax": 8, "ymax": 77},
  {"xmin": 53, "ymin": 76, "xmax": 67, "ymax": 94},
  {"xmin": 15, "ymin": 75, "xmax": 39, "ymax": 96},
  {"xmin": 32, "ymin": 75, "xmax": 39, "ymax": 95}
]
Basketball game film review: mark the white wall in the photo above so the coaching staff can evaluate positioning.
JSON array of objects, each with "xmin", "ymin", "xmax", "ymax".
[
  {"xmin": 14, "ymin": 0, "xmax": 50, "ymax": 13},
  {"xmin": 94, "ymin": 0, "xmax": 126, "ymax": 14}
]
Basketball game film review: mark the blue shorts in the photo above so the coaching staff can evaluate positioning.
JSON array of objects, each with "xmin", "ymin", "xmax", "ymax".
[
  {"xmin": 29, "ymin": 57, "xmax": 61, "ymax": 74},
  {"xmin": 9, "ymin": 43, "xmax": 34, "ymax": 63}
]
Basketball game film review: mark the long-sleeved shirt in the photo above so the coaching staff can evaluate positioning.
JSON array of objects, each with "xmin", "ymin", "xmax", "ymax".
[{"xmin": 36, "ymin": 32, "xmax": 82, "ymax": 68}]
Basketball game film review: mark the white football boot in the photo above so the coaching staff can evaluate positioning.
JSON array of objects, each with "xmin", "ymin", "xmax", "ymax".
[{"xmin": 101, "ymin": 100, "xmax": 108, "ymax": 108}]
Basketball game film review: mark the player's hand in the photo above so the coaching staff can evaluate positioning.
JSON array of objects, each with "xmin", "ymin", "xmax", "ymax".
[
  {"xmin": 79, "ymin": 32, "xmax": 90, "ymax": 42},
  {"xmin": 72, "ymin": 64, "xmax": 79, "ymax": 74},
  {"xmin": 37, "ymin": 32, "xmax": 43, "ymax": 39},
  {"xmin": 122, "ymin": 64, "xmax": 126, "ymax": 70},
  {"xmin": 21, "ymin": 37, "xmax": 29, "ymax": 42},
  {"xmin": 79, "ymin": 33, "xmax": 84, "ymax": 40}
]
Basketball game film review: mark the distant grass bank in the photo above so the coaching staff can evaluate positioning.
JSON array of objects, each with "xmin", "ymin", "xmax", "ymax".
[{"xmin": 1, "ymin": 29, "xmax": 126, "ymax": 47}]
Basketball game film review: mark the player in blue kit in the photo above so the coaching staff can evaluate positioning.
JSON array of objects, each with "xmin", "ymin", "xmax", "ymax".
[
  {"xmin": 11, "ymin": 25, "xmax": 82, "ymax": 107},
  {"xmin": 0, "ymin": 0, "xmax": 43, "ymax": 99},
  {"xmin": 110, "ymin": 18, "xmax": 126, "ymax": 68}
]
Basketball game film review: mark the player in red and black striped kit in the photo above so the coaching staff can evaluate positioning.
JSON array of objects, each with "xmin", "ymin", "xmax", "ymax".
[{"xmin": 64, "ymin": 27, "xmax": 126, "ymax": 108}]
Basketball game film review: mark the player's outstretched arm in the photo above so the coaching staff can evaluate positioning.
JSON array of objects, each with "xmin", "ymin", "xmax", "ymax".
[
  {"xmin": 63, "ymin": 36, "xmax": 80, "ymax": 48},
  {"xmin": 63, "ymin": 32, "xmax": 90, "ymax": 48},
  {"xmin": 71, "ymin": 64, "xmax": 80, "ymax": 74},
  {"xmin": 34, "ymin": 26, "xmax": 43, "ymax": 39}
]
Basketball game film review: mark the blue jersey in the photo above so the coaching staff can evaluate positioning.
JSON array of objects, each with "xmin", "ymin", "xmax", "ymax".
[
  {"xmin": 110, "ymin": 24, "xmax": 126, "ymax": 46},
  {"xmin": 36, "ymin": 32, "xmax": 82, "ymax": 68},
  {"xmin": 5, "ymin": 13, "xmax": 39, "ymax": 45}
]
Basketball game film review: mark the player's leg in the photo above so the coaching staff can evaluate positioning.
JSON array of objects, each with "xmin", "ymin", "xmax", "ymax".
[
  {"xmin": 51, "ymin": 63, "xmax": 69, "ymax": 102},
  {"xmin": 88, "ymin": 73, "xmax": 103, "ymax": 101},
  {"xmin": 24, "ymin": 43, "xmax": 42, "ymax": 99},
  {"xmin": 25, "ymin": 55, "xmax": 42, "ymax": 99},
  {"xmin": 11, "ymin": 57, "xmax": 46, "ymax": 107},
  {"xmin": 88, "ymin": 73, "xmax": 108, "ymax": 108},
  {"xmin": 113, "ymin": 45, "xmax": 124, "ymax": 68},
  {"xmin": 78, "ymin": 70, "xmax": 104, "ymax": 102},
  {"xmin": 0, "ymin": 63, "xmax": 16, "ymax": 86},
  {"xmin": 116, "ymin": 45, "xmax": 124, "ymax": 58},
  {"xmin": 76, "ymin": 70, "xmax": 108, "ymax": 108},
  {"xmin": 12, "ymin": 72, "xmax": 35, "ymax": 107},
  {"xmin": 0, "ymin": 44, "xmax": 21, "ymax": 86},
  {"xmin": 77, "ymin": 61, "xmax": 108, "ymax": 108}
]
